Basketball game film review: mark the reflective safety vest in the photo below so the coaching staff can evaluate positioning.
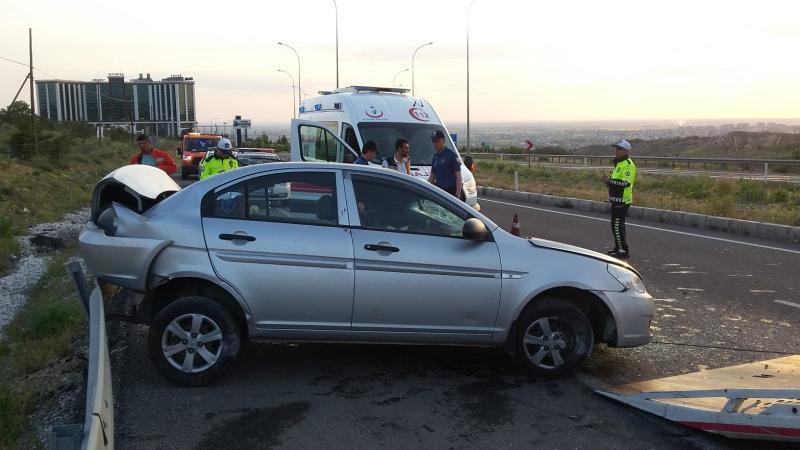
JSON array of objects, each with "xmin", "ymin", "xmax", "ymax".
[
  {"xmin": 608, "ymin": 157, "xmax": 636, "ymax": 204},
  {"xmin": 200, "ymin": 156, "xmax": 239, "ymax": 180}
]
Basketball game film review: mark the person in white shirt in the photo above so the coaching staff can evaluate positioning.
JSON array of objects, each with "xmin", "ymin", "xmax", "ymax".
[{"xmin": 383, "ymin": 138, "xmax": 411, "ymax": 174}]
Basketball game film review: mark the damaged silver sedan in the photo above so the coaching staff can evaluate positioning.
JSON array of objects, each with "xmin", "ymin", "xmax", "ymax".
[{"xmin": 80, "ymin": 162, "xmax": 654, "ymax": 386}]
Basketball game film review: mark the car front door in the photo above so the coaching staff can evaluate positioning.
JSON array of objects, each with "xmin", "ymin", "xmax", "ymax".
[
  {"xmin": 201, "ymin": 169, "xmax": 355, "ymax": 331},
  {"xmin": 346, "ymin": 173, "xmax": 502, "ymax": 339}
]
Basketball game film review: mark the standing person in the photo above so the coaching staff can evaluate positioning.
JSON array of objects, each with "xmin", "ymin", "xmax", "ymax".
[
  {"xmin": 463, "ymin": 155, "xmax": 476, "ymax": 173},
  {"xmin": 606, "ymin": 140, "xmax": 637, "ymax": 259},
  {"xmin": 427, "ymin": 130, "xmax": 462, "ymax": 199},
  {"xmin": 130, "ymin": 134, "xmax": 176, "ymax": 175},
  {"xmin": 199, "ymin": 138, "xmax": 239, "ymax": 180},
  {"xmin": 384, "ymin": 138, "xmax": 411, "ymax": 174},
  {"xmin": 354, "ymin": 141, "xmax": 379, "ymax": 165}
]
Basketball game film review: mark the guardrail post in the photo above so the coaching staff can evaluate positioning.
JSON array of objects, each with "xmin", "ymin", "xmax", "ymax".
[
  {"xmin": 514, "ymin": 170, "xmax": 519, "ymax": 191},
  {"xmin": 583, "ymin": 156, "xmax": 587, "ymax": 166},
  {"xmin": 500, "ymin": 154, "xmax": 504, "ymax": 161},
  {"xmin": 764, "ymin": 162, "xmax": 768, "ymax": 181},
  {"xmin": 67, "ymin": 260, "xmax": 90, "ymax": 316}
]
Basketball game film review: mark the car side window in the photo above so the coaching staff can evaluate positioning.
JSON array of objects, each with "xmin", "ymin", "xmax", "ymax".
[
  {"xmin": 342, "ymin": 123, "xmax": 360, "ymax": 155},
  {"xmin": 352, "ymin": 176, "xmax": 468, "ymax": 237},
  {"xmin": 206, "ymin": 172, "xmax": 339, "ymax": 226},
  {"xmin": 212, "ymin": 184, "xmax": 246, "ymax": 220}
]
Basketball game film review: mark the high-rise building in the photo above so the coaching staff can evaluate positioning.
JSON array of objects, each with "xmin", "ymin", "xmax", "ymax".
[{"xmin": 35, "ymin": 73, "xmax": 196, "ymax": 137}]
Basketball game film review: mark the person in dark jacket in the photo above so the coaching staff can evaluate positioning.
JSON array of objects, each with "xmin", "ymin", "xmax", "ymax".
[
  {"xmin": 354, "ymin": 141, "xmax": 379, "ymax": 165},
  {"xmin": 427, "ymin": 130, "xmax": 462, "ymax": 199}
]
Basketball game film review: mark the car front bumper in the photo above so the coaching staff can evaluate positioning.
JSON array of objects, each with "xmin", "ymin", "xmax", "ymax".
[{"xmin": 595, "ymin": 290, "xmax": 655, "ymax": 347}]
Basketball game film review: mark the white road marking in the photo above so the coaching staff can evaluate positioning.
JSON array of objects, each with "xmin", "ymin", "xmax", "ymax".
[
  {"xmin": 677, "ymin": 287, "xmax": 704, "ymax": 292},
  {"xmin": 481, "ymin": 198, "xmax": 800, "ymax": 255},
  {"xmin": 749, "ymin": 289, "xmax": 776, "ymax": 293},
  {"xmin": 775, "ymin": 300, "xmax": 800, "ymax": 309}
]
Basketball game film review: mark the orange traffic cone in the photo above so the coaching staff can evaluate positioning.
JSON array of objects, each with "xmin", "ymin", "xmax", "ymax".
[{"xmin": 510, "ymin": 213, "xmax": 520, "ymax": 236}]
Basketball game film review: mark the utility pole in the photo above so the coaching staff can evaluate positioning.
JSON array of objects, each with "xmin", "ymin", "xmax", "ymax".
[
  {"xmin": 333, "ymin": 0, "xmax": 339, "ymax": 89},
  {"xmin": 29, "ymin": 28, "xmax": 38, "ymax": 154}
]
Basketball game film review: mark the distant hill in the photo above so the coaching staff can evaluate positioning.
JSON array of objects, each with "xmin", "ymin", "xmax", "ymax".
[{"xmin": 576, "ymin": 132, "xmax": 800, "ymax": 158}]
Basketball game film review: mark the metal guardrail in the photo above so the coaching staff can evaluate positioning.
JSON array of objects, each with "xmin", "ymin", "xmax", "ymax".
[
  {"xmin": 51, "ymin": 262, "xmax": 114, "ymax": 450},
  {"xmin": 469, "ymin": 153, "xmax": 800, "ymax": 180}
]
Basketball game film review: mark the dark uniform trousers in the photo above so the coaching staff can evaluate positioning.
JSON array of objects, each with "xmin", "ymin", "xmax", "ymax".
[{"xmin": 610, "ymin": 203, "xmax": 630, "ymax": 252}]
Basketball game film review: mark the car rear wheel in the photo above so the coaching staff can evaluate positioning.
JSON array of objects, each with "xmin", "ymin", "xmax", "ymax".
[
  {"xmin": 180, "ymin": 169, "xmax": 189, "ymax": 180},
  {"xmin": 514, "ymin": 297, "xmax": 593, "ymax": 378},
  {"xmin": 148, "ymin": 296, "xmax": 240, "ymax": 386}
]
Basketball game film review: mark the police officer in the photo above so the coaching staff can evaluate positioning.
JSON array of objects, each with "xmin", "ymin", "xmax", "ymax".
[
  {"xmin": 200, "ymin": 138, "xmax": 239, "ymax": 180},
  {"xmin": 428, "ymin": 130, "xmax": 462, "ymax": 199},
  {"xmin": 606, "ymin": 140, "xmax": 636, "ymax": 258}
]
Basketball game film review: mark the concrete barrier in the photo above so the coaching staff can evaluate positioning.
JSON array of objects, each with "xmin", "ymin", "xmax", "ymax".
[{"xmin": 479, "ymin": 186, "xmax": 800, "ymax": 244}]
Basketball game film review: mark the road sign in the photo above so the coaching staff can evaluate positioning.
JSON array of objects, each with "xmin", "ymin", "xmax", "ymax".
[
  {"xmin": 233, "ymin": 119, "xmax": 251, "ymax": 129},
  {"xmin": 524, "ymin": 139, "xmax": 535, "ymax": 152}
]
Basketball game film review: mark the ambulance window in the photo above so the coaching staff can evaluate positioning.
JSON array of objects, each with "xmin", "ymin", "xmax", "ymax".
[
  {"xmin": 342, "ymin": 123, "xmax": 360, "ymax": 153},
  {"xmin": 298, "ymin": 124, "xmax": 352, "ymax": 163}
]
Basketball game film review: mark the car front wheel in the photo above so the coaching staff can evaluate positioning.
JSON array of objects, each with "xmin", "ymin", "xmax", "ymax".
[
  {"xmin": 514, "ymin": 297, "xmax": 594, "ymax": 378},
  {"xmin": 148, "ymin": 296, "xmax": 240, "ymax": 386}
]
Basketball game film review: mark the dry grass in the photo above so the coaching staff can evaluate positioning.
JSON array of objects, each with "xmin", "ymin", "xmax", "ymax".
[
  {"xmin": 0, "ymin": 135, "xmax": 179, "ymax": 273},
  {"xmin": 476, "ymin": 161, "xmax": 800, "ymax": 226}
]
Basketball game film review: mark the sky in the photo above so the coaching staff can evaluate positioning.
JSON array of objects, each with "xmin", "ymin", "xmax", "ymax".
[{"xmin": 1, "ymin": 0, "xmax": 799, "ymax": 126}]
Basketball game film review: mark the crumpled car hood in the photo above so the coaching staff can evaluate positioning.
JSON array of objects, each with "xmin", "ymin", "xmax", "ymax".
[{"xmin": 90, "ymin": 164, "xmax": 180, "ymax": 223}]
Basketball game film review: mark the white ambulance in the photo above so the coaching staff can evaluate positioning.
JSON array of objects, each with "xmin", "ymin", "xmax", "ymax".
[{"xmin": 289, "ymin": 86, "xmax": 479, "ymax": 209}]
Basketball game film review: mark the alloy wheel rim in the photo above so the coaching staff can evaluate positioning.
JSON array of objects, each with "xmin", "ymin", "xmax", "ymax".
[
  {"xmin": 522, "ymin": 316, "xmax": 573, "ymax": 370},
  {"xmin": 161, "ymin": 313, "xmax": 224, "ymax": 373}
]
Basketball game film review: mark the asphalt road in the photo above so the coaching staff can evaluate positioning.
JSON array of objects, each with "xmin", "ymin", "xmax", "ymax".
[
  {"xmin": 110, "ymin": 173, "xmax": 798, "ymax": 449},
  {"xmin": 479, "ymin": 197, "xmax": 799, "ymax": 385}
]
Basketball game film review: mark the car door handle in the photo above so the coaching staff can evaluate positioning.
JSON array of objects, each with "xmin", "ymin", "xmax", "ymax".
[
  {"xmin": 219, "ymin": 233, "xmax": 256, "ymax": 242},
  {"xmin": 364, "ymin": 244, "xmax": 399, "ymax": 252}
]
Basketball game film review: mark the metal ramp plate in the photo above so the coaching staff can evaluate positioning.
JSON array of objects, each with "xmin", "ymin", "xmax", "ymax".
[{"xmin": 597, "ymin": 356, "xmax": 800, "ymax": 442}]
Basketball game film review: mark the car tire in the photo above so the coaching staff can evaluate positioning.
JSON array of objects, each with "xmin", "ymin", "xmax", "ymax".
[
  {"xmin": 514, "ymin": 297, "xmax": 593, "ymax": 378},
  {"xmin": 180, "ymin": 169, "xmax": 189, "ymax": 180},
  {"xmin": 148, "ymin": 296, "xmax": 240, "ymax": 386}
]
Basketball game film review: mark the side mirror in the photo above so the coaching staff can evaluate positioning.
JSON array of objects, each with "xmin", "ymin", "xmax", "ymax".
[
  {"xmin": 176, "ymin": 147, "xmax": 182, "ymax": 156},
  {"xmin": 463, "ymin": 218, "xmax": 488, "ymax": 241}
]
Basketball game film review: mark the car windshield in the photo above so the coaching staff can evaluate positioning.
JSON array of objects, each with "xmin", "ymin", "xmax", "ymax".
[
  {"xmin": 358, "ymin": 122, "xmax": 449, "ymax": 166},
  {"xmin": 185, "ymin": 138, "xmax": 220, "ymax": 152}
]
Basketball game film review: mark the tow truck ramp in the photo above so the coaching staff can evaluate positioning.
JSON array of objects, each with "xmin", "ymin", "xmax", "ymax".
[{"xmin": 597, "ymin": 356, "xmax": 800, "ymax": 442}]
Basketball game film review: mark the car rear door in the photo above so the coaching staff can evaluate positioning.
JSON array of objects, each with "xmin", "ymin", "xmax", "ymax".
[{"xmin": 201, "ymin": 168, "xmax": 355, "ymax": 331}]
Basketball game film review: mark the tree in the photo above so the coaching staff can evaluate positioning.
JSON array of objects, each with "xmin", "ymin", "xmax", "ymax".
[{"xmin": 0, "ymin": 101, "xmax": 32, "ymax": 128}]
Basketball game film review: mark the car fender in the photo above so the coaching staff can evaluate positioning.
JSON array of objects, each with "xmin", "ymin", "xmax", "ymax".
[
  {"xmin": 148, "ymin": 247, "xmax": 256, "ymax": 327},
  {"xmin": 79, "ymin": 221, "xmax": 172, "ymax": 293}
]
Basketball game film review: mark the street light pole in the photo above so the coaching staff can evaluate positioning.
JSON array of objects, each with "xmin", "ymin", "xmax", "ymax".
[
  {"xmin": 393, "ymin": 68, "xmax": 409, "ymax": 87},
  {"xmin": 411, "ymin": 41, "xmax": 433, "ymax": 97},
  {"xmin": 278, "ymin": 42, "xmax": 301, "ymax": 109},
  {"xmin": 333, "ymin": 0, "xmax": 339, "ymax": 90},
  {"xmin": 278, "ymin": 69, "xmax": 297, "ymax": 119},
  {"xmin": 466, "ymin": 0, "xmax": 476, "ymax": 154}
]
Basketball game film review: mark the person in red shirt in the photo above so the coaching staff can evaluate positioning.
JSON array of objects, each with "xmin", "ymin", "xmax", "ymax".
[{"xmin": 130, "ymin": 134, "xmax": 177, "ymax": 175}]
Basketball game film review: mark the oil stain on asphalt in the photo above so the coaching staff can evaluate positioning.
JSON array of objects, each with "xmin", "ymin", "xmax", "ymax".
[{"xmin": 195, "ymin": 401, "xmax": 311, "ymax": 450}]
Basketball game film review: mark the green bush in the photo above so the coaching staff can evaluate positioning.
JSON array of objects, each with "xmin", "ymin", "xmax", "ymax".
[
  {"xmin": 736, "ymin": 179, "xmax": 769, "ymax": 203},
  {"xmin": 771, "ymin": 190, "xmax": 789, "ymax": 203},
  {"xmin": 0, "ymin": 385, "xmax": 32, "ymax": 449}
]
